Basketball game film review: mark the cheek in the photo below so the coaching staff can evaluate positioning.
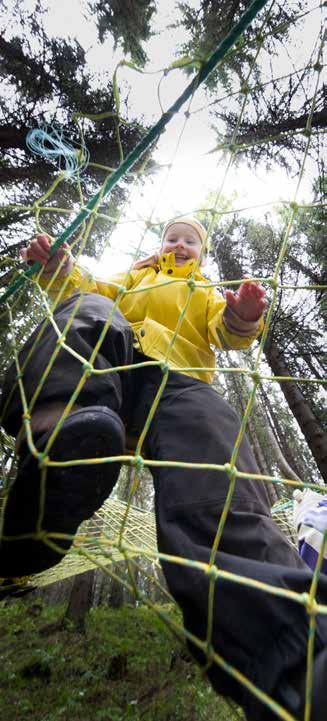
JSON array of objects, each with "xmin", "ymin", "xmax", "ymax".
[{"xmin": 190, "ymin": 246, "xmax": 201, "ymax": 259}]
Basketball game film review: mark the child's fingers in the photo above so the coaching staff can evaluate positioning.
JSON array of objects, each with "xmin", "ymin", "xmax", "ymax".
[
  {"xmin": 24, "ymin": 246, "xmax": 47, "ymax": 264},
  {"xmin": 20, "ymin": 246, "xmax": 40, "ymax": 266},
  {"xmin": 240, "ymin": 281, "xmax": 266, "ymax": 299},
  {"xmin": 251, "ymin": 284, "xmax": 266, "ymax": 299},
  {"xmin": 21, "ymin": 234, "xmax": 61, "ymax": 265},
  {"xmin": 225, "ymin": 283, "xmax": 268, "ymax": 322},
  {"xmin": 133, "ymin": 253, "xmax": 159, "ymax": 269},
  {"xmin": 36, "ymin": 235, "xmax": 70, "ymax": 257},
  {"xmin": 29, "ymin": 238, "xmax": 51, "ymax": 263},
  {"xmin": 36, "ymin": 234, "xmax": 52, "ymax": 251},
  {"xmin": 20, "ymin": 235, "xmax": 72, "ymax": 275},
  {"xmin": 259, "ymin": 298, "xmax": 268, "ymax": 311},
  {"xmin": 225, "ymin": 289, "xmax": 237, "ymax": 307}
]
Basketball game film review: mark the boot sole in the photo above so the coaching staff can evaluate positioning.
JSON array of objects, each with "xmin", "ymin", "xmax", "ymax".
[{"xmin": 0, "ymin": 406, "xmax": 125, "ymax": 577}]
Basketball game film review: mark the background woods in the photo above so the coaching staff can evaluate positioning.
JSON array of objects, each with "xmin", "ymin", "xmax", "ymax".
[{"xmin": 0, "ymin": 2, "xmax": 325, "ymax": 719}]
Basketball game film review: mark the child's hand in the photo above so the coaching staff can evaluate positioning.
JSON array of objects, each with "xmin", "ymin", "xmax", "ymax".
[
  {"xmin": 225, "ymin": 279, "xmax": 268, "ymax": 322},
  {"xmin": 132, "ymin": 253, "xmax": 159, "ymax": 270},
  {"xmin": 20, "ymin": 234, "xmax": 73, "ymax": 277}
]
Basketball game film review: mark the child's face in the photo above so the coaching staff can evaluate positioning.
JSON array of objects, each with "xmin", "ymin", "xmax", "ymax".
[{"xmin": 161, "ymin": 223, "xmax": 203, "ymax": 266}]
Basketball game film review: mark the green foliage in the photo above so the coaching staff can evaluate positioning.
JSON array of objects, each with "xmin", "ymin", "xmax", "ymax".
[
  {"xmin": 176, "ymin": 1, "xmax": 304, "ymax": 88},
  {"xmin": 0, "ymin": 598, "xmax": 243, "ymax": 721},
  {"xmin": 287, "ymin": 175, "xmax": 327, "ymax": 298},
  {"xmin": 176, "ymin": 1, "xmax": 325, "ymax": 172},
  {"xmin": 89, "ymin": 0, "xmax": 157, "ymax": 66},
  {"xmin": 176, "ymin": 0, "xmax": 261, "ymax": 93}
]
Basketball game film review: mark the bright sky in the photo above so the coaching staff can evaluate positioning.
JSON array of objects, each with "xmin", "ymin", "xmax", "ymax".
[{"xmin": 5, "ymin": 0, "xmax": 324, "ymax": 274}]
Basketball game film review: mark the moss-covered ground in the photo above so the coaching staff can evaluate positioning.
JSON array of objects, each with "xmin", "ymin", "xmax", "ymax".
[{"xmin": 0, "ymin": 598, "xmax": 244, "ymax": 721}]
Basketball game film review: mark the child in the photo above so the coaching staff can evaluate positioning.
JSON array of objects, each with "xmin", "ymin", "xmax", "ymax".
[
  {"xmin": 293, "ymin": 489, "xmax": 327, "ymax": 573},
  {"xmin": 1, "ymin": 217, "xmax": 326, "ymax": 720}
]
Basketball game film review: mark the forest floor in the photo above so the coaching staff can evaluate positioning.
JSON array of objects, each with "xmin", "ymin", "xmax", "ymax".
[{"xmin": 0, "ymin": 597, "xmax": 244, "ymax": 721}]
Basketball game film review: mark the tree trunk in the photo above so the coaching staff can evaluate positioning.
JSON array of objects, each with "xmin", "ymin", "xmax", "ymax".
[
  {"xmin": 263, "ymin": 422, "xmax": 302, "ymax": 485},
  {"xmin": 247, "ymin": 414, "xmax": 269, "ymax": 475},
  {"xmin": 246, "ymin": 415, "xmax": 280, "ymax": 506},
  {"xmin": 108, "ymin": 572, "xmax": 125, "ymax": 608},
  {"xmin": 0, "ymin": 124, "xmax": 29, "ymax": 151},
  {"xmin": 224, "ymin": 358, "xmax": 279, "ymax": 505},
  {"xmin": 0, "ymin": 163, "xmax": 51, "ymax": 184},
  {"xmin": 65, "ymin": 569, "xmax": 95, "ymax": 632},
  {"xmin": 287, "ymin": 254, "xmax": 325, "ymax": 286},
  {"xmin": 32, "ymin": 576, "xmax": 74, "ymax": 606},
  {"xmin": 265, "ymin": 339, "xmax": 327, "ymax": 482},
  {"xmin": 259, "ymin": 386, "xmax": 308, "ymax": 482}
]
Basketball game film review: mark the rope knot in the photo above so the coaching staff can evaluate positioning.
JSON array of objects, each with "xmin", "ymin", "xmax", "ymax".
[
  {"xmin": 133, "ymin": 455, "xmax": 144, "ymax": 471},
  {"xmin": 82, "ymin": 361, "xmax": 93, "ymax": 375},
  {"xmin": 206, "ymin": 565, "xmax": 219, "ymax": 582}
]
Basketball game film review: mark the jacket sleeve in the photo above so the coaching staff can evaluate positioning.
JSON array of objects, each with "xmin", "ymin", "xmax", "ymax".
[
  {"xmin": 207, "ymin": 289, "xmax": 264, "ymax": 350},
  {"xmin": 38, "ymin": 261, "xmax": 134, "ymax": 303}
]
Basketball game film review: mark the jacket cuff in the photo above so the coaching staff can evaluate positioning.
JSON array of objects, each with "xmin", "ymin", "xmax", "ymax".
[{"xmin": 222, "ymin": 304, "xmax": 262, "ymax": 337}]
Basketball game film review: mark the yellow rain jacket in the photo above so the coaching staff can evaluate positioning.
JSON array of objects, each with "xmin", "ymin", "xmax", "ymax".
[{"xmin": 41, "ymin": 253, "xmax": 263, "ymax": 385}]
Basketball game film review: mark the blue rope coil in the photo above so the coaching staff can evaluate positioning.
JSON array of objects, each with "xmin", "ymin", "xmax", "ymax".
[{"xmin": 26, "ymin": 124, "xmax": 90, "ymax": 177}]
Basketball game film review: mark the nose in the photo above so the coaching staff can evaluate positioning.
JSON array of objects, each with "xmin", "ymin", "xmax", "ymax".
[{"xmin": 175, "ymin": 237, "xmax": 186, "ymax": 249}]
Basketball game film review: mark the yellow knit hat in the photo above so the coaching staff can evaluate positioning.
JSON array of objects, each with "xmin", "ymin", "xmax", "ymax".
[{"xmin": 162, "ymin": 215, "xmax": 207, "ymax": 245}]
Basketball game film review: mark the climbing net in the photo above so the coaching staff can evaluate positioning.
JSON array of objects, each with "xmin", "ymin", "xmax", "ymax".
[{"xmin": 0, "ymin": 0, "xmax": 326, "ymax": 719}]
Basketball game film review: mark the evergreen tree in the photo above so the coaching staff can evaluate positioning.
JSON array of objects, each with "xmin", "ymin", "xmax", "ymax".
[
  {"xmin": 0, "ymin": 0, "xmax": 150, "ymax": 251},
  {"xmin": 175, "ymin": 1, "xmax": 324, "ymax": 171},
  {"xmin": 89, "ymin": 0, "xmax": 157, "ymax": 66},
  {"xmin": 210, "ymin": 190, "xmax": 327, "ymax": 482}
]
